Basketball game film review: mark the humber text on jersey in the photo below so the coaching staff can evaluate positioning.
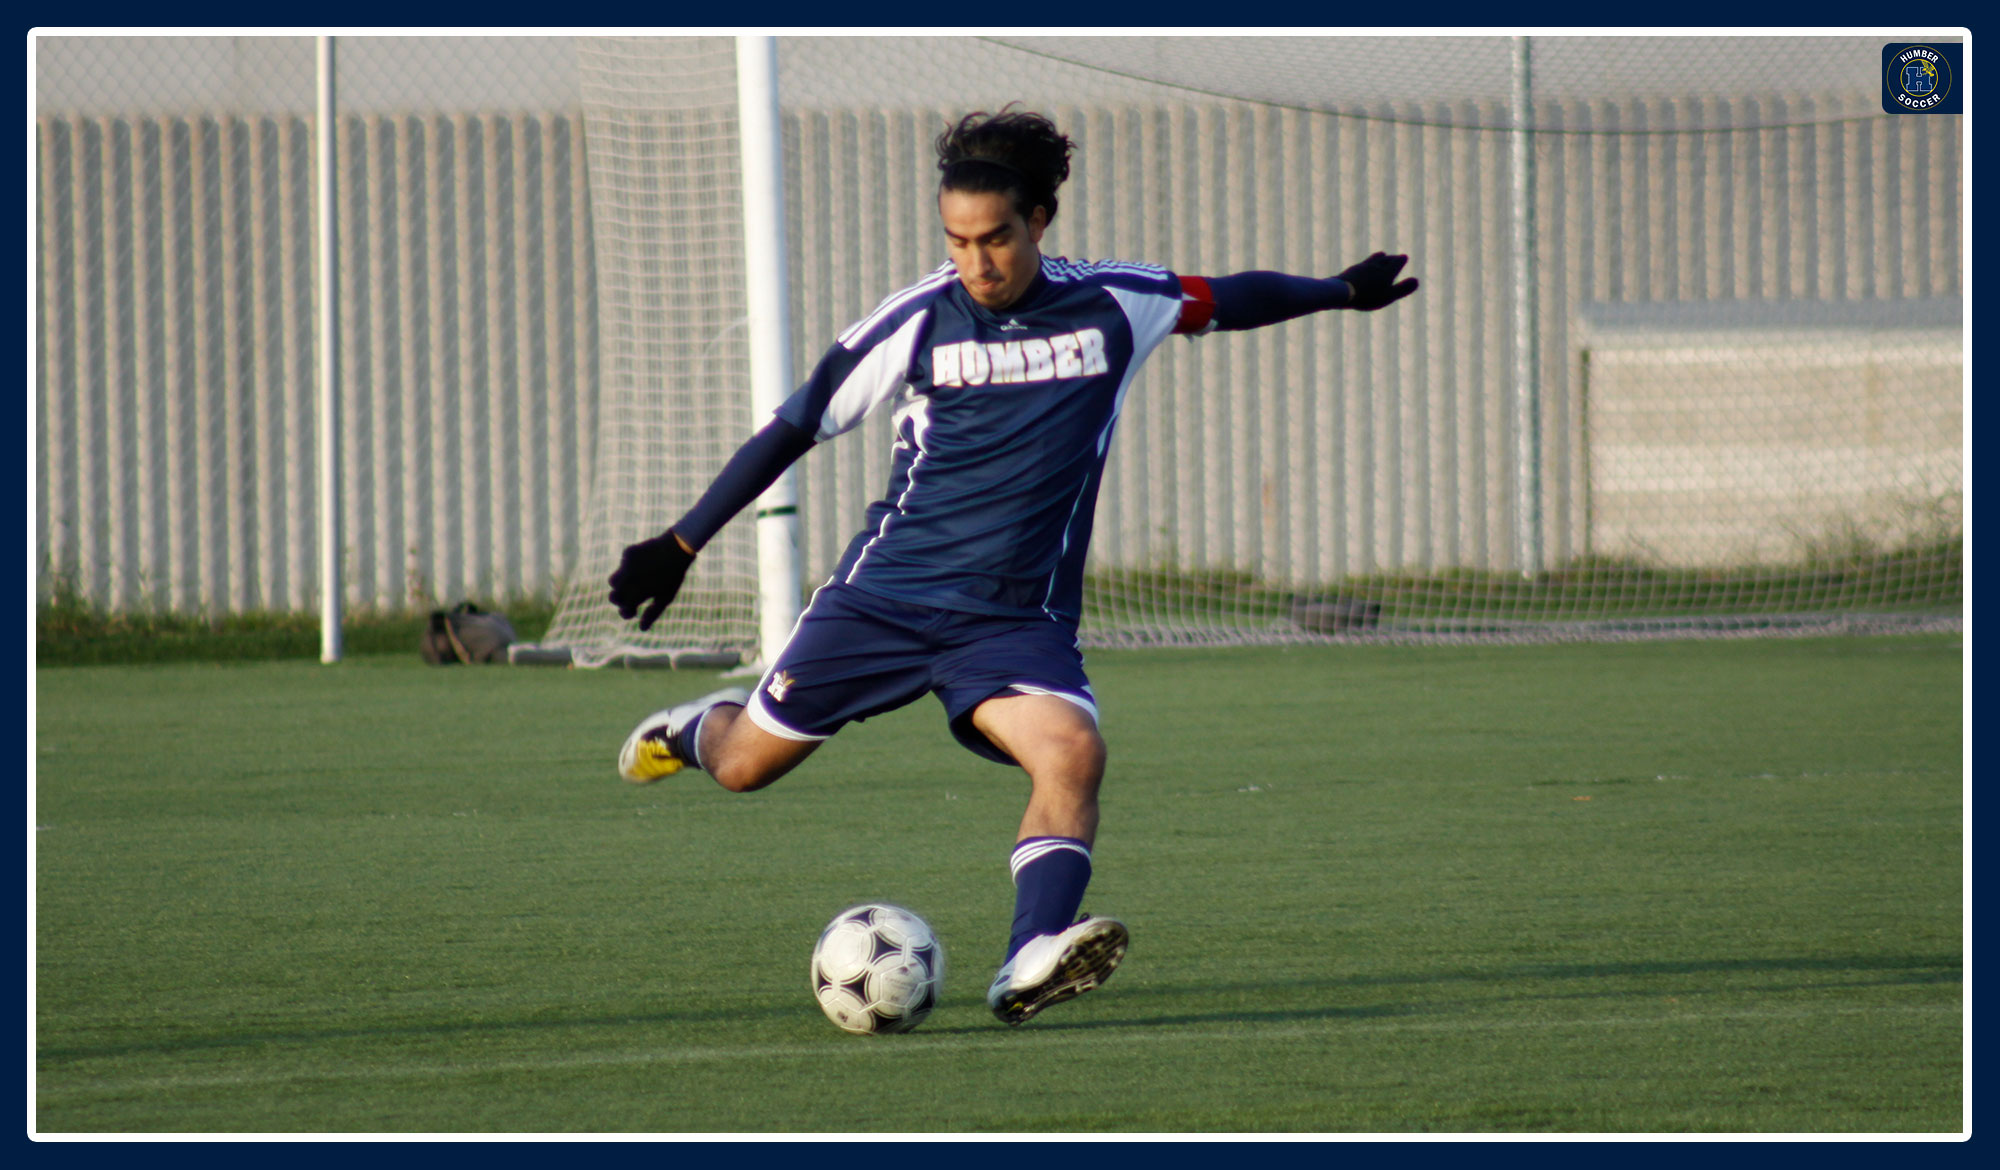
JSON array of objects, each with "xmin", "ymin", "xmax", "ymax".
[{"xmin": 931, "ymin": 329, "xmax": 1111, "ymax": 387}]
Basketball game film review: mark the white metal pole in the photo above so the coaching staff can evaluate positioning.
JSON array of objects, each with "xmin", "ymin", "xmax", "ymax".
[
  {"xmin": 316, "ymin": 36, "xmax": 343, "ymax": 662},
  {"xmin": 1510, "ymin": 35, "xmax": 1543, "ymax": 577},
  {"xmin": 736, "ymin": 36, "xmax": 800, "ymax": 672}
]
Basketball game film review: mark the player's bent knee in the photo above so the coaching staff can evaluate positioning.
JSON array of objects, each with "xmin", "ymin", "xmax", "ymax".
[
  {"xmin": 1025, "ymin": 727, "xmax": 1107, "ymax": 790},
  {"xmin": 1057, "ymin": 724, "xmax": 1108, "ymax": 776}
]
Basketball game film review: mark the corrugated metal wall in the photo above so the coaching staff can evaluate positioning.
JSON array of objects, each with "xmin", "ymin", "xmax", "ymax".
[
  {"xmin": 34, "ymin": 95, "xmax": 1961, "ymax": 613},
  {"xmin": 35, "ymin": 111, "xmax": 597, "ymax": 612},
  {"xmin": 37, "ymin": 114, "xmax": 321, "ymax": 614},
  {"xmin": 334, "ymin": 112, "xmax": 598, "ymax": 612}
]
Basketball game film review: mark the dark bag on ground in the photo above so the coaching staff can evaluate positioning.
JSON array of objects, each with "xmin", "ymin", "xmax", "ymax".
[{"xmin": 421, "ymin": 602, "xmax": 517, "ymax": 665}]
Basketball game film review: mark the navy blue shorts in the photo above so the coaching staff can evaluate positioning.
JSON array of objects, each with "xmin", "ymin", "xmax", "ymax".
[{"xmin": 741, "ymin": 583, "xmax": 1097, "ymax": 766}]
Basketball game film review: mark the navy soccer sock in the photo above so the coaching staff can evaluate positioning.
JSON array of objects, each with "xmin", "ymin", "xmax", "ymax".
[
  {"xmin": 1005, "ymin": 837, "xmax": 1093, "ymax": 962},
  {"xmin": 671, "ymin": 699, "xmax": 741, "ymax": 772}
]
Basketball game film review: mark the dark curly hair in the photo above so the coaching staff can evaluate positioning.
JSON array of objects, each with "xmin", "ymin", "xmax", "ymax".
[{"xmin": 934, "ymin": 105, "xmax": 1075, "ymax": 225}]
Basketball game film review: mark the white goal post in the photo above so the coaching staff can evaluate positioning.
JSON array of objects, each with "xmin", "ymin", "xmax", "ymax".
[{"xmin": 735, "ymin": 36, "xmax": 804, "ymax": 672}]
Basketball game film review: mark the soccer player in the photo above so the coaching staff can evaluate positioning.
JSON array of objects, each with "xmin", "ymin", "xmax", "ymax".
[{"xmin": 608, "ymin": 107, "xmax": 1418, "ymax": 1025}]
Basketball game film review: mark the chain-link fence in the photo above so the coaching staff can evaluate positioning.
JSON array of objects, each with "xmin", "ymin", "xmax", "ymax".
[{"xmin": 35, "ymin": 34, "xmax": 1963, "ymax": 649}]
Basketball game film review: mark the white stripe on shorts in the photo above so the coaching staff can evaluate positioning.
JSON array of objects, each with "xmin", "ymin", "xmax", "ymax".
[
  {"xmin": 744, "ymin": 691, "xmax": 830, "ymax": 743},
  {"xmin": 1005, "ymin": 684, "xmax": 1099, "ymax": 725}
]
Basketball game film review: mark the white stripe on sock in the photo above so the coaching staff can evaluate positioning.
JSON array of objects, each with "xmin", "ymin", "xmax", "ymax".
[{"xmin": 1009, "ymin": 838, "xmax": 1091, "ymax": 882}]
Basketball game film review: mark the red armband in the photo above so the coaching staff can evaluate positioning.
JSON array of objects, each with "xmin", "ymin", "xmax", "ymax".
[{"xmin": 1175, "ymin": 275, "xmax": 1216, "ymax": 335}]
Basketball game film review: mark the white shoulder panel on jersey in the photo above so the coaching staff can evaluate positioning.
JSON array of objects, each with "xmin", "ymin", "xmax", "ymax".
[
  {"xmin": 814, "ymin": 309, "xmax": 930, "ymax": 441},
  {"xmin": 1107, "ymin": 284, "xmax": 1186, "ymax": 367}
]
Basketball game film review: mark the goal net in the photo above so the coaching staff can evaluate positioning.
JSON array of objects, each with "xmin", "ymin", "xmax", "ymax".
[
  {"xmin": 530, "ymin": 34, "xmax": 1962, "ymax": 665},
  {"xmin": 533, "ymin": 37, "xmax": 755, "ymax": 667}
]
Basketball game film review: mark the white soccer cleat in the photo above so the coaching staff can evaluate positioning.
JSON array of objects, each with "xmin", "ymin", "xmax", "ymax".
[
  {"xmin": 616, "ymin": 687, "xmax": 750, "ymax": 783},
  {"xmin": 986, "ymin": 915, "xmax": 1129, "ymax": 1025}
]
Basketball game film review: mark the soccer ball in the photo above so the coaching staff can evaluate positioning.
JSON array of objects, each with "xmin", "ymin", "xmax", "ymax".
[{"xmin": 810, "ymin": 903, "xmax": 945, "ymax": 1035}]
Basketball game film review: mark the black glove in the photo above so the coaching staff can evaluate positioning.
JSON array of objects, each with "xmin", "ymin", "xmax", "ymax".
[
  {"xmin": 1335, "ymin": 252, "xmax": 1419, "ymax": 311},
  {"xmin": 608, "ymin": 531, "xmax": 695, "ymax": 631}
]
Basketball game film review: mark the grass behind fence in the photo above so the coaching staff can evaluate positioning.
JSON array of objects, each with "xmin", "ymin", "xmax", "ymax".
[
  {"xmin": 1084, "ymin": 541, "xmax": 1963, "ymax": 630},
  {"xmin": 33, "ymin": 636, "xmax": 1962, "ymax": 1133},
  {"xmin": 33, "ymin": 595, "xmax": 559, "ymax": 666},
  {"xmin": 37, "ymin": 537, "xmax": 1960, "ymax": 667}
]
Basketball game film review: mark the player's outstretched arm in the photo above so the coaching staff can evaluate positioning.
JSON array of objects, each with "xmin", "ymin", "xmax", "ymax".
[
  {"xmin": 608, "ymin": 418, "xmax": 817, "ymax": 630},
  {"xmin": 1201, "ymin": 252, "xmax": 1419, "ymax": 331}
]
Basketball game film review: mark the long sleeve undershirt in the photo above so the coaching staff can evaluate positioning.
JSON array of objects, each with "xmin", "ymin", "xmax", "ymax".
[
  {"xmin": 1204, "ymin": 270, "xmax": 1352, "ymax": 331},
  {"xmin": 670, "ymin": 417, "xmax": 817, "ymax": 551}
]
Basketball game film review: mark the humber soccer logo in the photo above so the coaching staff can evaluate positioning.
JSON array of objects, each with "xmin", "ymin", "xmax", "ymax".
[{"xmin": 1882, "ymin": 43, "xmax": 1960, "ymax": 114}]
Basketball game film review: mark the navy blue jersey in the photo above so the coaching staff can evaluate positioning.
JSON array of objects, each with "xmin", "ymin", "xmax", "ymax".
[{"xmin": 775, "ymin": 256, "xmax": 1204, "ymax": 623}]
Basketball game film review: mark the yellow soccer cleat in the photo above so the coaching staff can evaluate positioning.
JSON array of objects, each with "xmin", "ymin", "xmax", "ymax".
[{"xmin": 616, "ymin": 687, "xmax": 750, "ymax": 784}]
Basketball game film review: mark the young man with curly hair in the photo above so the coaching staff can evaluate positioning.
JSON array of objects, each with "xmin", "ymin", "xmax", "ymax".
[{"xmin": 608, "ymin": 107, "xmax": 1419, "ymax": 1025}]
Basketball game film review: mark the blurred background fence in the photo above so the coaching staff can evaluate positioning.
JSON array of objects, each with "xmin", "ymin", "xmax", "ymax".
[{"xmin": 34, "ymin": 35, "xmax": 1963, "ymax": 646}]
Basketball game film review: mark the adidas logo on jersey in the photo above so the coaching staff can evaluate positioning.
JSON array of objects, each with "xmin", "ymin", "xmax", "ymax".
[{"xmin": 931, "ymin": 328, "xmax": 1110, "ymax": 388}]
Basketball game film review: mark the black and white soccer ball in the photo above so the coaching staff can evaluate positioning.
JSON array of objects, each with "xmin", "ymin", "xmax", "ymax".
[{"xmin": 810, "ymin": 903, "xmax": 945, "ymax": 1035}]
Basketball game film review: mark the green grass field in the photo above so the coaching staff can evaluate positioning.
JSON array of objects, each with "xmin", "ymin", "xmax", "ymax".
[{"xmin": 33, "ymin": 636, "xmax": 1963, "ymax": 1134}]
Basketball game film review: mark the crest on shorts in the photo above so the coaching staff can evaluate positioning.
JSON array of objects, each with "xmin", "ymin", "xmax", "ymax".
[
  {"xmin": 1883, "ymin": 44, "xmax": 1961, "ymax": 114},
  {"xmin": 767, "ymin": 670, "xmax": 796, "ymax": 703}
]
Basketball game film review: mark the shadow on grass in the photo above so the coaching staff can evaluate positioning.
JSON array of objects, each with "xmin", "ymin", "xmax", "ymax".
[
  {"xmin": 38, "ymin": 951, "xmax": 1960, "ymax": 1059},
  {"xmin": 1011, "ymin": 951, "xmax": 1964, "ymax": 1035},
  {"xmin": 1325, "ymin": 952, "xmax": 1962, "ymax": 988}
]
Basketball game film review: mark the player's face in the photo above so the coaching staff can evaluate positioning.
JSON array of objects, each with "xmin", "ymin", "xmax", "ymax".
[{"xmin": 939, "ymin": 188, "xmax": 1047, "ymax": 312}]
